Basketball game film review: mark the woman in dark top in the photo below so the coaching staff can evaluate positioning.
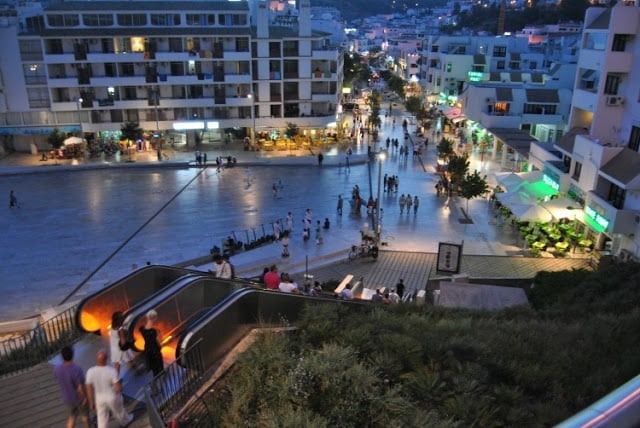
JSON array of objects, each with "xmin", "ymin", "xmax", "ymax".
[{"xmin": 139, "ymin": 309, "xmax": 163, "ymax": 377}]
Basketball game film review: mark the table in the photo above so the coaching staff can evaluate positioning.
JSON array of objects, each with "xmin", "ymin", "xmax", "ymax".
[
  {"xmin": 532, "ymin": 241, "xmax": 547, "ymax": 251},
  {"xmin": 548, "ymin": 232, "xmax": 562, "ymax": 243},
  {"xmin": 555, "ymin": 241, "xmax": 569, "ymax": 253}
]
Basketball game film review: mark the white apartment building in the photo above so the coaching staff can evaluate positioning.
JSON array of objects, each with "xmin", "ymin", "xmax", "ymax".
[
  {"xmin": 535, "ymin": 3, "xmax": 640, "ymax": 259},
  {"xmin": 421, "ymin": 35, "xmax": 545, "ymax": 104},
  {"xmin": 0, "ymin": 0, "xmax": 343, "ymax": 151}
]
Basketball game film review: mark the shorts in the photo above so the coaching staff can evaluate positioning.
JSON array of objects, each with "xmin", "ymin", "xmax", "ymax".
[{"xmin": 66, "ymin": 402, "xmax": 89, "ymax": 419}]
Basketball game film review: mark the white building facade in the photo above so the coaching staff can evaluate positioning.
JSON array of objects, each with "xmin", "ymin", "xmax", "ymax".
[
  {"xmin": 0, "ymin": 0, "xmax": 343, "ymax": 150},
  {"xmin": 539, "ymin": 3, "xmax": 640, "ymax": 259}
]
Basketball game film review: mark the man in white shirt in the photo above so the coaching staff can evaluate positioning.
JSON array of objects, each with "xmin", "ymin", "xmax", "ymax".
[
  {"xmin": 86, "ymin": 349, "xmax": 133, "ymax": 428},
  {"xmin": 278, "ymin": 274, "xmax": 301, "ymax": 294},
  {"xmin": 213, "ymin": 254, "xmax": 232, "ymax": 279}
]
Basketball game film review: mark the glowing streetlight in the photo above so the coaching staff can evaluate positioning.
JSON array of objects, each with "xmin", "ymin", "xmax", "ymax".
[
  {"xmin": 247, "ymin": 92, "xmax": 256, "ymax": 148},
  {"xmin": 375, "ymin": 151, "xmax": 387, "ymax": 244}
]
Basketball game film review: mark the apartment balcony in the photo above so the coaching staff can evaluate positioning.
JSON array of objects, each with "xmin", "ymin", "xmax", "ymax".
[
  {"xmin": 521, "ymin": 113, "xmax": 565, "ymax": 126},
  {"xmin": 606, "ymin": 51, "xmax": 633, "ymax": 73},
  {"xmin": 224, "ymin": 73, "xmax": 252, "ymax": 84},
  {"xmin": 223, "ymin": 51, "xmax": 251, "ymax": 61},
  {"xmin": 586, "ymin": 191, "xmax": 637, "ymax": 235},
  {"xmin": 43, "ymin": 53, "xmax": 75, "ymax": 64},
  {"xmin": 312, "ymin": 48, "xmax": 339, "ymax": 61},
  {"xmin": 571, "ymin": 88, "xmax": 598, "ymax": 112},
  {"xmin": 50, "ymin": 100, "xmax": 86, "ymax": 112},
  {"xmin": 91, "ymin": 76, "xmax": 147, "ymax": 87},
  {"xmin": 47, "ymin": 77, "xmax": 78, "ymax": 88},
  {"xmin": 86, "ymin": 52, "xmax": 137, "ymax": 63},
  {"xmin": 225, "ymin": 96, "xmax": 251, "ymax": 107},
  {"xmin": 165, "ymin": 74, "xmax": 204, "ymax": 85},
  {"xmin": 479, "ymin": 112, "xmax": 521, "ymax": 128},
  {"xmin": 311, "ymin": 93, "xmax": 337, "ymax": 102},
  {"xmin": 577, "ymin": 49, "xmax": 605, "ymax": 73},
  {"xmin": 313, "ymin": 71, "xmax": 337, "ymax": 80},
  {"xmin": 155, "ymin": 52, "xmax": 193, "ymax": 62}
]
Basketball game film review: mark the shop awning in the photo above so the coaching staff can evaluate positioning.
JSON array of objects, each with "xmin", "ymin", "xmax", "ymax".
[
  {"xmin": 541, "ymin": 197, "xmax": 583, "ymax": 221},
  {"xmin": 444, "ymin": 107, "xmax": 462, "ymax": 120},
  {"xmin": 507, "ymin": 203, "xmax": 553, "ymax": 222},
  {"xmin": 495, "ymin": 172, "xmax": 525, "ymax": 192},
  {"xmin": 520, "ymin": 181, "xmax": 558, "ymax": 199},
  {"xmin": 451, "ymin": 115, "xmax": 467, "ymax": 124}
]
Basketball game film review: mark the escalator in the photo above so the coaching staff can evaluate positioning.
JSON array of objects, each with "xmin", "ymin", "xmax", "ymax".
[{"xmin": 176, "ymin": 288, "xmax": 368, "ymax": 369}]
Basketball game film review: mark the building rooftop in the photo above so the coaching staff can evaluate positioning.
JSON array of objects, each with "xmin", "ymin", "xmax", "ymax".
[
  {"xmin": 555, "ymin": 127, "xmax": 588, "ymax": 154},
  {"xmin": 45, "ymin": 1, "xmax": 248, "ymax": 12},
  {"xmin": 586, "ymin": 9, "xmax": 611, "ymax": 30},
  {"xmin": 488, "ymin": 128, "xmax": 539, "ymax": 158},
  {"xmin": 600, "ymin": 148, "xmax": 640, "ymax": 188}
]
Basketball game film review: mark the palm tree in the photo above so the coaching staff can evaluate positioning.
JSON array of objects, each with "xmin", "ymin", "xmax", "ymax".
[{"xmin": 120, "ymin": 121, "xmax": 143, "ymax": 161}]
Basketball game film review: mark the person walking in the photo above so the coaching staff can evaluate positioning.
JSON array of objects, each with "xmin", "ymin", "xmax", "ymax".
[
  {"xmin": 337, "ymin": 194, "xmax": 343, "ymax": 215},
  {"xmin": 405, "ymin": 194, "xmax": 413, "ymax": 214},
  {"xmin": 396, "ymin": 279, "xmax": 405, "ymax": 300},
  {"xmin": 285, "ymin": 212, "xmax": 293, "ymax": 232},
  {"xmin": 109, "ymin": 311, "xmax": 133, "ymax": 377},
  {"xmin": 399, "ymin": 194, "xmax": 406, "ymax": 214},
  {"xmin": 273, "ymin": 219, "xmax": 282, "ymax": 241},
  {"xmin": 9, "ymin": 190, "xmax": 18, "ymax": 208},
  {"xmin": 315, "ymin": 220, "xmax": 323, "ymax": 245},
  {"xmin": 85, "ymin": 349, "xmax": 134, "ymax": 428},
  {"xmin": 318, "ymin": 152, "xmax": 324, "ymax": 166},
  {"xmin": 413, "ymin": 196, "xmax": 420, "ymax": 214},
  {"xmin": 54, "ymin": 346, "xmax": 90, "ymax": 428},
  {"xmin": 281, "ymin": 230, "xmax": 290, "ymax": 257},
  {"xmin": 139, "ymin": 309, "xmax": 163, "ymax": 377}
]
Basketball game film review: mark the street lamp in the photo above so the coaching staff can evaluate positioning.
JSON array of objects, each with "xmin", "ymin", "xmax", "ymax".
[
  {"xmin": 247, "ymin": 92, "xmax": 256, "ymax": 149},
  {"xmin": 153, "ymin": 86, "xmax": 160, "ymax": 133},
  {"xmin": 77, "ymin": 97, "xmax": 83, "ymax": 135},
  {"xmin": 375, "ymin": 151, "xmax": 386, "ymax": 244}
]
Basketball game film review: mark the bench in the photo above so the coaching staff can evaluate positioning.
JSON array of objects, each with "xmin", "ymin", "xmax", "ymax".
[{"xmin": 333, "ymin": 274, "xmax": 354, "ymax": 295}]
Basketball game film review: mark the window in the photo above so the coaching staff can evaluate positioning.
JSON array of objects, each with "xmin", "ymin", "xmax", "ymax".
[
  {"xmin": 151, "ymin": 14, "xmax": 180, "ymax": 26},
  {"xmin": 472, "ymin": 65, "xmax": 484, "ymax": 72},
  {"xmin": 509, "ymin": 61, "xmax": 520, "ymax": 70},
  {"xmin": 186, "ymin": 14, "xmax": 205, "ymax": 26},
  {"xmin": 494, "ymin": 102, "xmax": 509, "ymax": 114},
  {"xmin": 23, "ymin": 63, "xmax": 46, "ymax": 85},
  {"xmin": 529, "ymin": 61, "xmax": 537, "ymax": 70},
  {"xmin": 27, "ymin": 88, "xmax": 50, "ymax": 108},
  {"xmin": 496, "ymin": 60, "xmax": 505, "ymax": 70},
  {"xmin": 236, "ymin": 37, "xmax": 249, "ymax": 52},
  {"xmin": 446, "ymin": 63, "xmax": 452, "ymax": 72},
  {"xmin": 82, "ymin": 14, "xmax": 113, "ymax": 26},
  {"xmin": 607, "ymin": 183, "xmax": 626, "ymax": 209},
  {"xmin": 523, "ymin": 104, "xmax": 557, "ymax": 115},
  {"xmin": 218, "ymin": 13, "xmax": 247, "ymax": 26},
  {"xmin": 47, "ymin": 14, "xmax": 80, "ymax": 27},
  {"xmin": 583, "ymin": 33, "xmax": 607, "ymax": 50},
  {"xmin": 431, "ymin": 45, "xmax": 439, "ymax": 52},
  {"xmin": 572, "ymin": 161, "xmax": 582, "ymax": 181},
  {"xmin": 493, "ymin": 45, "xmax": 506, "ymax": 57},
  {"xmin": 117, "ymin": 14, "xmax": 147, "ymax": 26},
  {"xmin": 604, "ymin": 74, "xmax": 620, "ymax": 95},
  {"xmin": 120, "ymin": 62, "xmax": 135, "ymax": 77},
  {"xmin": 19, "ymin": 40, "xmax": 43, "ymax": 61},
  {"xmin": 628, "ymin": 125, "xmax": 640, "ymax": 152},
  {"xmin": 611, "ymin": 34, "xmax": 627, "ymax": 52}
]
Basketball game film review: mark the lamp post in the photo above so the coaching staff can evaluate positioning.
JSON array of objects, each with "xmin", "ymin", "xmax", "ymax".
[
  {"xmin": 248, "ymin": 93, "xmax": 256, "ymax": 149},
  {"xmin": 76, "ymin": 97, "xmax": 83, "ymax": 135},
  {"xmin": 153, "ymin": 86, "xmax": 160, "ymax": 133},
  {"xmin": 375, "ymin": 151, "xmax": 386, "ymax": 244}
]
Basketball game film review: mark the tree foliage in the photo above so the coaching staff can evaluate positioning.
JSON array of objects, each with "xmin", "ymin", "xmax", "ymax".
[
  {"xmin": 285, "ymin": 122, "xmax": 299, "ymax": 139},
  {"xmin": 437, "ymin": 137, "xmax": 455, "ymax": 162},
  {"xmin": 47, "ymin": 128, "xmax": 66, "ymax": 149},
  {"xmin": 447, "ymin": 153, "xmax": 470, "ymax": 192},
  {"xmin": 120, "ymin": 121, "xmax": 143, "ymax": 142},
  {"xmin": 198, "ymin": 264, "xmax": 640, "ymax": 427},
  {"xmin": 459, "ymin": 170, "xmax": 489, "ymax": 212}
]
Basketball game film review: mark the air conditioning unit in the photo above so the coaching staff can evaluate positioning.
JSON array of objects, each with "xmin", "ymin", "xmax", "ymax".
[{"xmin": 606, "ymin": 95, "xmax": 625, "ymax": 106}]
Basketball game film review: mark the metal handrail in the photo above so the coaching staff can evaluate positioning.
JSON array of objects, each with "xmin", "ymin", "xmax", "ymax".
[
  {"xmin": 146, "ymin": 338, "xmax": 207, "ymax": 425},
  {"xmin": 0, "ymin": 305, "xmax": 82, "ymax": 376}
]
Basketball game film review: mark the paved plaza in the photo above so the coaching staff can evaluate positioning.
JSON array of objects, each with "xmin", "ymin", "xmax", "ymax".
[{"xmin": 0, "ymin": 107, "xmax": 589, "ymax": 322}]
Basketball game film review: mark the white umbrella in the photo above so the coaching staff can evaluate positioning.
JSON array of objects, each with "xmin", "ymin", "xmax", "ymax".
[
  {"xmin": 496, "ymin": 190, "xmax": 533, "ymax": 206},
  {"xmin": 495, "ymin": 172, "xmax": 525, "ymax": 192},
  {"xmin": 508, "ymin": 203, "xmax": 553, "ymax": 222},
  {"xmin": 63, "ymin": 136, "xmax": 84, "ymax": 146}
]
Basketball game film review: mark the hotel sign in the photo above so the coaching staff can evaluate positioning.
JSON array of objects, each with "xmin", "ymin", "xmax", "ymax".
[
  {"xmin": 467, "ymin": 71, "xmax": 484, "ymax": 82},
  {"xmin": 584, "ymin": 205, "xmax": 610, "ymax": 232}
]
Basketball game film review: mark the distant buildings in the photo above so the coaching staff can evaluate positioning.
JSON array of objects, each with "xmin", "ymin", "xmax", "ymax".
[{"xmin": 0, "ymin": 0, "xmax": 343, "ymax": 151}]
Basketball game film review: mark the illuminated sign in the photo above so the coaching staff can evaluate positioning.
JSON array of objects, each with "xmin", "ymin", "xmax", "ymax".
[
  {"xmin": 172, "ymin": 121, "xmax": 205, "ymax": 130},
  {"xmin": 542, "ymin": 173, "xmax": 560, "ymax": 191},
  {"xmin": 206, "ymin": 121, "xmax": 219, "ymax": 129},
  {"xmin": 584, "ymin": 205, "xmax": 610, "ymax": 232},
  {"xmin": 467, "ymin": 71, "xmax": 484, "ymax": 82}
]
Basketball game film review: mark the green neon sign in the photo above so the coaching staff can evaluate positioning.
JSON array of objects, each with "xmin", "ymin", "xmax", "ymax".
[
  {"xmin": 584, "ymin": 205, "xmax": 609, "ymax": 232},
  {"xmin": 467, "ymin": 71, "xmax": 483, "ymax": 82},
  {"xmin": 542, "ymin": 173, "xmax": 560, "ymax": 191}
]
